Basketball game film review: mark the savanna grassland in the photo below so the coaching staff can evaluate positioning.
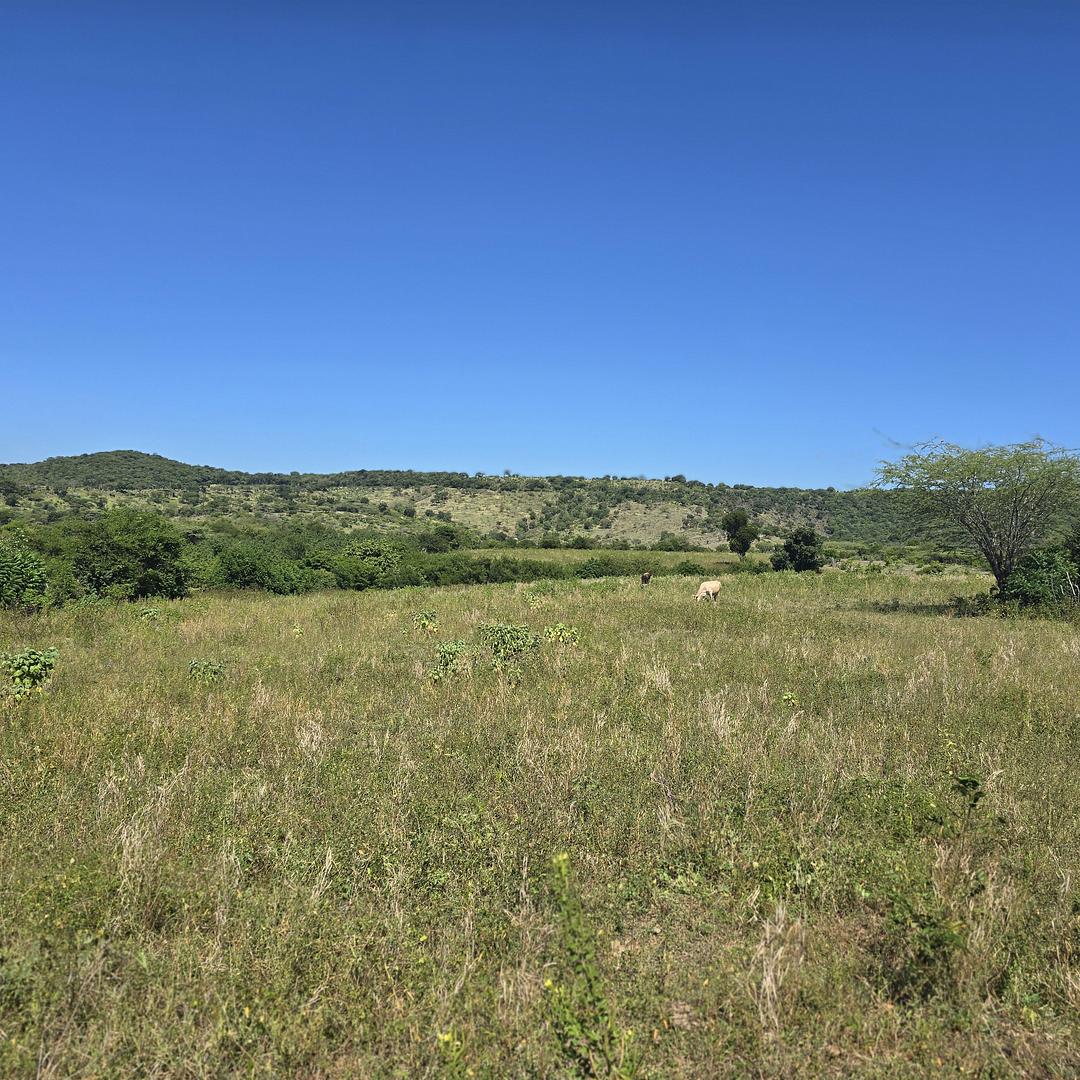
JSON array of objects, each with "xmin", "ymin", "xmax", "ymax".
[{"xmin": 2, "ymin": 570, "xmax": 1078, "ymax": 1077}]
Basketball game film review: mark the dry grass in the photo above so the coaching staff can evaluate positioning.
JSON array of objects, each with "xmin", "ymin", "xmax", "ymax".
[{"xmin": 1, "ymin": 569, "xmax": 1078, "ymax": 1076}]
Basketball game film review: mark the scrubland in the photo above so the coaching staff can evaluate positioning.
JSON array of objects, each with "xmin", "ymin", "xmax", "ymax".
[{"xmin": 1, "ymin": 569, "xmax": 1078, "ymax": 1076}]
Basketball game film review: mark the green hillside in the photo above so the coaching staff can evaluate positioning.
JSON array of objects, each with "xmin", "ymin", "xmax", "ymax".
[{"xmin": 1, "ymin": 449, "xmax": 923, "ymax": 545}]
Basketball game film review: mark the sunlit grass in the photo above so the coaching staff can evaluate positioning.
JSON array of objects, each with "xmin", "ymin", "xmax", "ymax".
[{"xmin": 1, "ymin": 569, "xmax": 1077, "ymax": 1075}]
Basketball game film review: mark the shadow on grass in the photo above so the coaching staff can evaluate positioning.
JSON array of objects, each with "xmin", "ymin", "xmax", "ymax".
[{"xmin": 850, "ymin": 598, "xmax": 957, "ymax": 617}]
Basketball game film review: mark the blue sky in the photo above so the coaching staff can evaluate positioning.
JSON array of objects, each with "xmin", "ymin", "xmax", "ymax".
[{"xmin": 3, "ymin": 2, "xmax": 1078, "ymax": 488}]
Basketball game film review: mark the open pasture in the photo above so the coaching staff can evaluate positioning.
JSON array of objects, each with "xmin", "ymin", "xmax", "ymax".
[{"xmin": 1, "ymin": 570, "xmax": 1078, "ymax": 1076}]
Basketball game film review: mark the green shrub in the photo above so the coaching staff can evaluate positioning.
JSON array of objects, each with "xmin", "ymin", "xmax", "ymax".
[
  {"xmin": 477, "ymin": 624, "xmax": 538, "ymax": 680},
  {"xmin": 574, "ymin": 556, "xmax": 623, "ymax": 579},
  {"xmin": 881, "ymin": 889, "xmax": 967, "ymax": 1002},
  {"xmin": 772, "ymin": 526, "xmax": 825, "ymax": 572},
  {"xmin": 950, "ymin": 593, "xmax": 996, "ymax": 618},
  {"xmin": 1002, "ymin": 547, "xmax": 1079, "ymax": 609},
  {"xmin": 670, "ymin": 559, "xmax": 707, "ymax": 577},
  {"xmin": 0, "ymin": 532, "xmax": 47, "ymax": 610},
  {"xmin": 430, "ymin": 640, "xmax": 472, "ymax": 682},
  {"xmin": 730, "ymin": 558, "xmax": 770, "ymax": 575},
  {"xmin": 188, "ymin": 659, "xmax": 225, "ymax": 684},
  {"xmin": 57, "ymin": 510, "xmax": 189, "ymax": 599},
  {"xmin": 0, "ymin": 647, "xmax": 58, "ymax": 701}
]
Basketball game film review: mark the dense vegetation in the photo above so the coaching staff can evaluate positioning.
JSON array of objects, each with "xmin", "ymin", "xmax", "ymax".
[
  {"xmin": 1, "ymin": 511, "xmax": 752, "ymax": 607},
  {"xmin": 4, "ymin": 448, "xmax": 1077, "ymax": 620},
  {"xmin": 2, "ymin": 570, "xmax": 1077, "ymax": 1075},
  {"xmin": 0, "ymin": 450, "xmax": 934, "ymax": 545}
]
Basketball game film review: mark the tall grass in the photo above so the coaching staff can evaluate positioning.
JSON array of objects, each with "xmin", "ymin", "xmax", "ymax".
[{"xmin": 1, "ymin": 569, "xmax": 1077, "ymax": 1076}]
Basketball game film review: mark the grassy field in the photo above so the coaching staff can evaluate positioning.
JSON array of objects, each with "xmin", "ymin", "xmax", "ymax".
[
  {"xmin": 463, "ymin": 548, "xmax": 746, "ymax": 572},
  {"xmin": 2, "ymin": 569, "xmax": 1078, "ymax": 1076}
]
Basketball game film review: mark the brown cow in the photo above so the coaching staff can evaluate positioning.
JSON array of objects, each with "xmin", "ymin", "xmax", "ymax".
[{"xmin": 640, "ymin": 572, "xmax": 652, "ymax": 587}]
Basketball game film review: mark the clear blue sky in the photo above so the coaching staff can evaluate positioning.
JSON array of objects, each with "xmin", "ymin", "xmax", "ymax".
[{"xmin": 3, "ymin": 2, "xmax": 1078, "ymax": 488}]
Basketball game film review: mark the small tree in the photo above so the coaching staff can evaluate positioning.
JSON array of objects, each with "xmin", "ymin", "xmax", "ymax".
[
  {"xmin": 877, "ymin": 440, "xmax": 1080, "ymax": 593},
  {"xmin": 772, "ymin": 526, "xmax": 825, "ymax": 572},
  {"xmin": 721, "ymin": 509, "xmax": 760, "ymax": 559}
]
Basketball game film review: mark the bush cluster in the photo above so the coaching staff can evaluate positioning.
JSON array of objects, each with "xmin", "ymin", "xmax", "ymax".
[
  {"xmin": 771, "ymin": 526, "xmax": 826, "ymax": 572},
  {"xmin": 2, "ymin": 510, "xmax": 737, "ymax": 606}
]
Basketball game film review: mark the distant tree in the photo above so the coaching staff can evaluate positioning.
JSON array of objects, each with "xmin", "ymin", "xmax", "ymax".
[
  {"xmin": 721, "ymin": 509, "xmax": 760, "ymax": 559},
  {"xmin": 772, "ymin": 526, "xmax": 825, "ymax": 572},
  {"xmin": 877, "ymin": 439, "xmax": 1080, "ymax": 592},
  {"xmin": 0, "ymin": 479, "xmax": 27, "ymax": 507},
  {"xmin": 416, "ymin": 523, "xmax": 463, "ymax": 553}
]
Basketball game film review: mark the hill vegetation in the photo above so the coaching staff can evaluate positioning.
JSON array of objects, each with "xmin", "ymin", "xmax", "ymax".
[{"xmin": 1, "ymin": 450, "xmax": 926, "ymax": 546}]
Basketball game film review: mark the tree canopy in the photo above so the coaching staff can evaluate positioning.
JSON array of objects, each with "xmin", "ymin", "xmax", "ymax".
[
  {"xmin": 877, "ymin": 439, "xmax": 1080, "ymax": 591},
  {"xmin": 720, "ymin": 509, "xmax": 761, "ymax": 559}
]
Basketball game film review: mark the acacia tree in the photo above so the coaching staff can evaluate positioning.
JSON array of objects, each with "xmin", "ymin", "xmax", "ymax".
[{"xmin": 877, "ymin": 439, "xmax": 1079, "ymax": 592}]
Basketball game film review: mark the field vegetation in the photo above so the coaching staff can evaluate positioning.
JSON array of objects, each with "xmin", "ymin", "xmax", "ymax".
[{"xmin": 2, "ymin": 567, "xmax": 1079, "ymax": 1076}]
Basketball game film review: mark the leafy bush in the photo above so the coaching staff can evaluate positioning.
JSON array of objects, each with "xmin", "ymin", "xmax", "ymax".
[
  {"xmin": 881, "ymin": 889, "xmax": 967, "ymax": 1002},
  {"xmin": 415, "ymin": 523, "xmax": 467, "ymax": 553},
  {"xmin": 574, "ymin": 556, "xmax": 624, "ymax": 579},
  {"xmin": 477, "ymin": 624, "xmax": 538, "ymax": 681},
  {"xmin": 543, "ymin": 623, "xmax": 579, "ymax": 645},
  {"xmin": 0, "ymin": 647, "xmax": 58, "ymax": 701},
  {"xmin": 730, "ymin": 558, "xmax": 770, "ymax": 575},
  {"xmin": 208, "ymin": 538, "xmax": 334, "ymax": 594},
  {"xmin": 1001, "ymin": 547, "xmax": 1079, "ymax": 609},
  {"xmin": 57, "ymin": 510, "xmax": 189, "ymax": 599},
  {"xmin": 328, "ymin": 536, "xmax": 405, "ymax": 590},
  {"xmin": 1065, "ymin": 522, "xmax": 1080, "ymax": 570},
  {"xmin": 188, "ymin": 659, "xmax": 225, "ymax": 684},
  {"xmin": 951, "ymin": 592, "xmax": 997, "ymax": 618},
  {"xmin": 654, "ymin": 531, "xmax": 698, "ymax": 552},
  {"xmin": 0, "ymin": 531, "xmax": 47, "ymax": 610},
  {"xmin": 772, "ymin": 526, "xmax": 825, "ymax": 572},
  {"xmin": 671, "ymin": 559, "xmax": 707, "ymax": 577},
  {"xmin": 430, "ymin": 640, "xmax": 472, "ymax": 682}
]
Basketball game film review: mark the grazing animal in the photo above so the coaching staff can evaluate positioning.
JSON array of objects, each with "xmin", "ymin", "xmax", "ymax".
[
  {"xmin": 694, "ymin": 580, "xmax": 722, "ymax": 602},
  {"xmin": 640, "ymin": 572, "xmax": 652, "ymax": 587}
]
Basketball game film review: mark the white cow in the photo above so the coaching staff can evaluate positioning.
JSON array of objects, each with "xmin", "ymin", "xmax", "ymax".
[{"xmin": 694, "ymin": 580, "xmax": 722, "ymax": 602}]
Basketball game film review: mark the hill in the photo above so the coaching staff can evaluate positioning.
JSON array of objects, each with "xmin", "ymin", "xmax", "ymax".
[{"xmin": 1, "ymin": 449, "xmax": 922, "ymax": 546}]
